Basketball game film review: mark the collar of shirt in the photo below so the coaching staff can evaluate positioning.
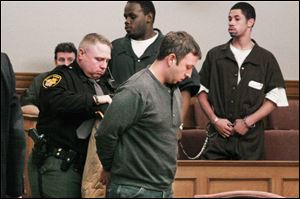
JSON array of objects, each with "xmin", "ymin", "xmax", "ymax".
[{"xmin": 219, "ymin": 39, "xmax": 262, "ymax": 66}]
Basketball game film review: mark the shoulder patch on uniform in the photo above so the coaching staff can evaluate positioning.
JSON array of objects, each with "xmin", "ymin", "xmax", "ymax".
[{"xmin": 42, "ymin": 74, "xmax": 62, "ymax": 88}]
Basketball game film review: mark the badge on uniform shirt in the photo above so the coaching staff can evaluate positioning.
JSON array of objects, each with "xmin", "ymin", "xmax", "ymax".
[{"xmin": 42, "ymin": 74, "xmax": 62, "ymax": 88}]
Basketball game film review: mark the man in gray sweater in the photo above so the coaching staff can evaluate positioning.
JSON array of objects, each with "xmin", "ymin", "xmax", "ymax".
[{"xmin": 95, "ymin": 31, "xmax": 201, "ymax": 198}]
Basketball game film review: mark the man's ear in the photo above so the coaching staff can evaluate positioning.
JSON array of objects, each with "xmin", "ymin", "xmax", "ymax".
[
  {"xmin": 77, "ymin": 48, "xmax": 85, "ymax": 60},
  {"xmin": 146, "ymin": 12, "xmax": 154, "ymax": 24},
  {"xmin": 167, "ymin": 53, "xmax": 177, "ymax": 66},
  {"xmin": 248, "ymin": 18, "xmax": 255, "ymax": 28}
]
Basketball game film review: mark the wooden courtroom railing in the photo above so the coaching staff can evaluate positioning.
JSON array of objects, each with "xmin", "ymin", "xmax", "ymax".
[{"xmin": 173, "ymin": 160, "xmax": 299, "ymax": 198}]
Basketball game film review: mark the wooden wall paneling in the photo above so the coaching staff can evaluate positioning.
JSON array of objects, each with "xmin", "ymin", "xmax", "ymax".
[
  {"xmin": 173, "ymin": 160, "xmax": 299, "ymax": 198},
  {"xmin": 281, "ymin": 178, "xmax": 299, "ymax": 198}
]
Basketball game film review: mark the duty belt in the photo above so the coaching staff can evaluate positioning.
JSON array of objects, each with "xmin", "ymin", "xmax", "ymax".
[
  {"xmin": 49, "ymin": 147, "xmax": 76, "ymax": 160},
  {"xmin": 47, "ymin": 147, "xmax": 79, "ymax": 172}
]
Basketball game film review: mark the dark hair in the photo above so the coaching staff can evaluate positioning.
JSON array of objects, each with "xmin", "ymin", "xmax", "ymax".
[
  {"xmin": 157, "ymin": 31, "xmax": 201, "ymax": 63},
  {"xmin": 127, "ymin": 1, "xmax": 156, "ymax": 23},
  {"xmin": 54, "ymin": 42, "xmax": 77, "ymax": 60},
  {"xmin": 231, "ymin": 2, "xmax": 256, "ymax": 20}
]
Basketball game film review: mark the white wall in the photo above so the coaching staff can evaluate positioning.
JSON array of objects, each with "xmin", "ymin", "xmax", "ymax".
[{"xmin": 1, "ymin": 1, "xmax": 299, "ymax": 80}]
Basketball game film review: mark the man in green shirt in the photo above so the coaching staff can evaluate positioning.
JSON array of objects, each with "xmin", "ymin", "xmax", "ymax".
[{"xmin": 95, "ymin": 31, "xmax": 201, "ymax": 198}]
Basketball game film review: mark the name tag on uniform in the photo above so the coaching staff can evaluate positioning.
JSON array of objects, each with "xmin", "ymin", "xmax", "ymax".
[{"xmin": 248, "ymin": 80, "xmax": 263, "ymax": 90}]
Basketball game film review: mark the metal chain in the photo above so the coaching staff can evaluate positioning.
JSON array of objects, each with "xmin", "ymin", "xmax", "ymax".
[{"xmin": 178, "ymin": 132, "xmax": 208, "ymax": 160}]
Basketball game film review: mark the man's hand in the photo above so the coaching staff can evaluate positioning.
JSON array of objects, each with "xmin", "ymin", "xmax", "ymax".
[
  {"xmin": 233, "ymin": 119, "xmax": 248, "ymax": 135},
  {"xmin": 214, "ymin": 118, "xmax": 234, "ymax": 138},
  {"xmin": 95, "ymin": 95, "xmax": 112, "ymax": 105},
  {"xmin": 100, "ymin": 169, "xmax": 111, "ymax": 185}
]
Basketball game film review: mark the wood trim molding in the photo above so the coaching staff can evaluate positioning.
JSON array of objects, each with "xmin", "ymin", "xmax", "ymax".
[
  {"xmin": 285, "ymin": 80, "xmax": 299, "ymax": 99},
  {"xmin": 15, "ymin": 72, "xmax": 40, "ymax": 96}
]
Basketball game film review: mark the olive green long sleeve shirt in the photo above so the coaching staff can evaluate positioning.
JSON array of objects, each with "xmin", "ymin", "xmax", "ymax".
[{"xmin": 95, "ymin": 68, "xmax": 181, "ymax": 190}]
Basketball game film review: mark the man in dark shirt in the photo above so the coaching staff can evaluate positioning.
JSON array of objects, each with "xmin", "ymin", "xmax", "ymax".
[
  {"xmin": 96, "ymin": 31, "xmax": 201, "ymax": 198},
  {"xmin": 198, "ymin": 2, "xmax": 288, "ymax": 160},
  {"xmin": 108, "ymin": 1, "xmax": 200, "ymax": 122},
  {"xmin": 28, "ymin": 33, "xmax": 113, "ymax": 198},
  {"xmin": 21, "ymin": 42, "xmax": 77, "ymax": 116}
]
